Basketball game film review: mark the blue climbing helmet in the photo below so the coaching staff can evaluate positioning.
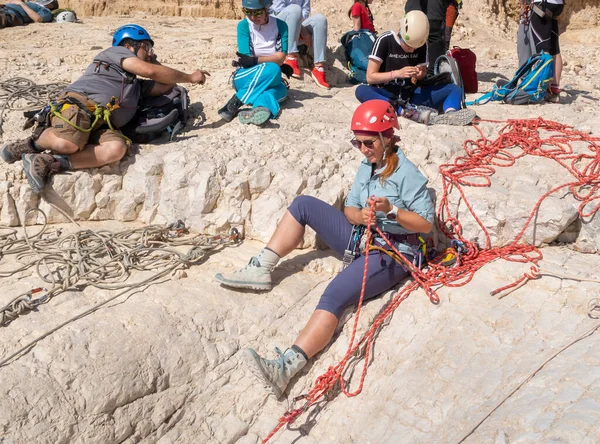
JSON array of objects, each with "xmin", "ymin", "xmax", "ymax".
[
  {"xmin": 112, "ymin": 24, "xmax": 154, "ymax": 47},
  {"xmin": 241, "ymin": 0, "xmax": 271, "ymax": 9}
]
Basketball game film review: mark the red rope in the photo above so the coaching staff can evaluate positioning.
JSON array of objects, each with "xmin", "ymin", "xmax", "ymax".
[{"xmin": 262, "ymin": 118, "xmax": 600, "ymax": 442}]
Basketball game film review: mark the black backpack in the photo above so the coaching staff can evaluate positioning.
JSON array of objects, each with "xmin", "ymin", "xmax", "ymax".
[{"xmin": 122, "ymin": 86, "xmax": 190, "ymax": 143}]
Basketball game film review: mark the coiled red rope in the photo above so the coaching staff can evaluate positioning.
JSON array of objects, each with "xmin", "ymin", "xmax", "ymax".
[{"xmin": 262, "ymin": 118, "xmax": 600, "ymax": 442}]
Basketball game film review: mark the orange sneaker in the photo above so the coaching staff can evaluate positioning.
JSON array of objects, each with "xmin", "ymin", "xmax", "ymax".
[
  {"xmin": 311, "ymin": 66, "xmax": 330, "ymax": 90},
  {"xmin": 285, "ymin": 57, "xmax": 301, "ymax": 79}
]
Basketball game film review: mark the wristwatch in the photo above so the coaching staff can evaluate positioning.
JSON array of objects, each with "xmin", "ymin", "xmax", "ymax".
[{"xmin": 386, "ymin": 205, "xmax": 399, "ymax": 221}]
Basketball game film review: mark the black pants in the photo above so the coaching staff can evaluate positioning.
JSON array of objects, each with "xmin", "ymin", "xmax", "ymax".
[{"xmin": 427, "ymin": 19, "xmax": 445, "ymax": 75}]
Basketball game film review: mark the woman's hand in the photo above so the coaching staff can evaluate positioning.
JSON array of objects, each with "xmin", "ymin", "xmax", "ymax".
[
  {"xmin": 396, "ymin": 66, "xmax": 419, "ymax": 79},
  {"xmin": 367, "ymin": 196, "xmax": 392, "ymax": 213},
  {"xmin": 359, "ymin": 207, "xmax": 376, "ymax": 225}
]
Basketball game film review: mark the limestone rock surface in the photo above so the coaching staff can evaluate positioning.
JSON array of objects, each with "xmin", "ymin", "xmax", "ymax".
[{"xmin": 1, "ymin": 2, "xmax": 600, "ymax": 444}]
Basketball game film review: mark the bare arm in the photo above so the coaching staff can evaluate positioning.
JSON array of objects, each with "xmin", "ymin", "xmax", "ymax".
[
  {"xmin": 121, "ymin": 56, "xmax": 209, "ymax": 85},
  {"xmin": 148, "ymin": 82, "xmax": 176, "ymax": 97},
  {"xmin": 257, "ymin": 52, "xmax": 286, "ymax": 65},
  {"xmin": 352, "ymin": 16, "xmax": 362, "ymax": 31},
  {"xmin": 8, "ymin": 0, "xmax": 44, "ymax": 23},
  {"xmin": 366, "ymin": 58, "xmax": 419, "ymax": 85},
  {"xmin": 344, "ymin": 206, "xmax": 375, "ymax": 226},
  {"xmin": 370, "ymin": 196, "xmax": 432, "ymax": 233}
]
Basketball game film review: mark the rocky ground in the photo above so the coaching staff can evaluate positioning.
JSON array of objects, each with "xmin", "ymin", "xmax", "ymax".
[{"xmin": 1, "ymin": 0, "xmax": 600, "ymax": 443}]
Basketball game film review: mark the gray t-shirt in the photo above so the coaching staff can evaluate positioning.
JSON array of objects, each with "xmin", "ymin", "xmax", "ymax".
[{"xmin": 66, "ymin": 46, "xmax": 154, "ymax": 128}]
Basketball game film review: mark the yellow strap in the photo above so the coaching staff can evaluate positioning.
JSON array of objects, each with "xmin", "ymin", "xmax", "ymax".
[{"xmin": 50, "ymin": 99, "xmax": 131, "ymax": 144}]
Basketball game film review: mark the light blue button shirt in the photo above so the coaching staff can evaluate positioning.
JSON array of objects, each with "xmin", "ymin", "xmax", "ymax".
[
  {"xmin": 345, "ymin": 149, "xmax": 434, "ymax": 254},
  {"xmin": 270, "ymin": 0, "xmax": 311, "ymax": 20}
]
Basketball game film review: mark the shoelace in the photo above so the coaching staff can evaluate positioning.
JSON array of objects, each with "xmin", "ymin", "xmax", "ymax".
[
  {"xmin": 241, "ymin": 256, "xmax": 261, "ymax": 271},
  {"xmin": 264, "ymin": 347, "xmax": 287, "ymax": 370}
]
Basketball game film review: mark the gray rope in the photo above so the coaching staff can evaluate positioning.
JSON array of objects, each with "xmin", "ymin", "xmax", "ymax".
[
  {"xmin": 0, "ymin": 209, "xmax": 240, "ymax": 327},
  {"xmin": 0, "ymin": 77, "xmax": 66, "ymax": 136}
]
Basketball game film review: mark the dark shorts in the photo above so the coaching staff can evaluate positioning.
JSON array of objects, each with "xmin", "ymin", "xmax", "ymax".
[
  {"xmin": 51, "ymin": 92, "xmax": 130, "ymax": 150},
  {"xmin": 0, "ymin": 7, "xmax": 23, "ymax": 28},
  {"xmin": 288, "ymin": 195, "xmax": 412, "ymax": 318},
  {"xmin": 531, "ymin": 3, "xmax": 564, "ymax": 56}
]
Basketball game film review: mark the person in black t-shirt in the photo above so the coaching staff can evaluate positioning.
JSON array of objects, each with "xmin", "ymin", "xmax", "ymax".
[
  {"xmin": 405, "ymin": 0, "xmax": 449, "ymax": 75},
  {"xmin": 355, "ymin": 10, "xmax": 475, "ymax": 126}
]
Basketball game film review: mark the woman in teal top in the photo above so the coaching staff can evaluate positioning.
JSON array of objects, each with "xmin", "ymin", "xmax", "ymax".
[
  {"xmin": 215, "ymin": 100, "xmax": 434, "ymax": 398},
  {"xmin": 217, "ymin": 0, "xmax": 289, "ymax": 126}
]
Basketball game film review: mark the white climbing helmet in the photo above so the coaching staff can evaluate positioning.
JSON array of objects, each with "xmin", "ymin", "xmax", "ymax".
[
  {"xmin": 56, "ymin": 11, "xmax": 77, "ymax": 23},
  {"xmin": 399, "ymin": 10, "xmax": 430, "ymax": 49}
]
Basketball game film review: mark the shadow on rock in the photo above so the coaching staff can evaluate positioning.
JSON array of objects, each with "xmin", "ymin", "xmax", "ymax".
[
  {"xmin": 477, "ymin": 71, "xmax": 510, "ymax": 83},
  {"xmin": 284, "ymin": 89, "xmax": 332, "ymax": 109}
]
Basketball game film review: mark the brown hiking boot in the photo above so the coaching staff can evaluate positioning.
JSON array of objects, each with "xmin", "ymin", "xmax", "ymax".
[
  {"xmin": 21, "ymin": 153, "xmax": 59, "ymax": 194},
  {"xmin": 0, "ymin": 138, "xmax": 37, "ymax": 164}
]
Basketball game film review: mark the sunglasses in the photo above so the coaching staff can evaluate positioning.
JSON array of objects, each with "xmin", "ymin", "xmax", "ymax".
[
  {"xmin": 139, "ymin": 42, "xmax": 154, "ymax": 55},
  {"xmin": 351, "ymin": 138, "xmax": 378, "ymax": 149},
  {"xmin": 243, "ymin": 8, "xmax": 266, "ymax": 17}
]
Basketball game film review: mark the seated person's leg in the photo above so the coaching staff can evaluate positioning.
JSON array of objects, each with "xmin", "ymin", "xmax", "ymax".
[
  {"xmin": 215, "ymin": 195, "xmax": 354, "ymax": 290},
  {"xmin": 221, "ymin": 62, "xmax": 284, "ymax": 122},
  {"xmin": 302, "ymin": 14, "xmax": 330, "ymax": 88},
  {"xmin": 68, "ymin": 129, "xmax": 129, "ymax": 169},
  {"xmin": 37, "ymin": 102, "xmax": 93, "ymax": 153},
  {"xmin": 355, "ymin": 85, "xmax": 397, "ymax": 105},
  {"xmin": 414, "ymin": 84, "xmax": 476, "ymax": 125},
  {"xmin": 234, "ymin": 62, "xmax": 285, "ymax": 125},
  {"xmin": 274, "ymin": 4, "xmax": 302, "ymax": 76},
  {"xmin": 412, "ymin": 83, "xmax": 461, "ymax": 112}
]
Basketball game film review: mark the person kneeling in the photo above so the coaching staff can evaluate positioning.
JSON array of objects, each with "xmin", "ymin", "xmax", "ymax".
[
  {"xmin": 355, "ymin": 10, "xmax": 475, "ymax": 126},
  {"xmin": 214, "ymin": 100, "xmax": 434, "ymax": 397},
  {"xmin": 0, "ymin": 24, "xmax": 209, "ymax": 194},
  {"xmin": 218, "ymin": 0, "xmax": 289, "ymax": 127}
]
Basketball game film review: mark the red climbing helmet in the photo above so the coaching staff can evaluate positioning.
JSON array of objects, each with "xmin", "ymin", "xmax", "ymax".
[{"xmin": 351, "ymin": 100, "xmax": 399, "ymax": 133}]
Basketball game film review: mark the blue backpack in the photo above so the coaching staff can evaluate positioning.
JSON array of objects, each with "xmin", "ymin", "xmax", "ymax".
[
  {"xmin": 340, "ymin": 30, "xmax": 376, "ymax": 84},
  {"xmin": 468, "ymin": 51, "xmax": 554, "ymax": 105}
]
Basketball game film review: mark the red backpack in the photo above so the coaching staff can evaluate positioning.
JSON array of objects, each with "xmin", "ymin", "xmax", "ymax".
[{"xmin": 448, "ymin": 47, "xmax": 478, "ymax": 93}]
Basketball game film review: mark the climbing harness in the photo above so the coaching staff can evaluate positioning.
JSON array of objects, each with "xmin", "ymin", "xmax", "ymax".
[
  {"xmin": 0, "ymin": 208, "xmax": 241, "ymax": 328},
  {"xmin": 262, "ymin": 117, "xmax": 600, "ymax": 443}
]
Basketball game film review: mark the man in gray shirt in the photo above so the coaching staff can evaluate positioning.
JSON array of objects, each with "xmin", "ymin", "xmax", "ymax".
[{"xmin": 0, "ymin": 24, "xmax": 210, "ymax": 194}]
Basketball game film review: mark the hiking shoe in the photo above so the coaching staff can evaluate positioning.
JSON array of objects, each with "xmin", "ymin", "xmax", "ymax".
[
  {"xmin": 311, "ymin": 66, "xmax": 330, "ymax": 89},
  {"xmin": 402, "ymin": 105, "xmax": 438, "ymax": 125},
  {"xmin": 1, "ymin": 138, "xmax": 37, "ymax": 164},
  {"xmin": 218, "ymin": 94, "xmax": 244, "ymax": 122},
  {"xmin": 285, "ymin": 57, "xmax": 301, "ymax": 78},
  {"xmin": 430, "ymin": 108, "xmax": 476, "ymax": 126},
  {"xmin": 549, "ymin": 83, "xmax": 561, "ymax": 95},
  {"xmin": 21, "ymin": 153, "xmax": 58, "ymax": 194},
  {"xmin": 214, "ymin": 256, "xmax": 272, "ymax": 290},
  {"xmin": 243, "ymin": 347, "xmax": 307, "ymax": 398},
  {"xmin": 545, "ymin": 92, "xmax": 560, "ymax": 103},
  {"xmin": 238, "ymin": 107, "xmax": 271, "ymax": 126}
]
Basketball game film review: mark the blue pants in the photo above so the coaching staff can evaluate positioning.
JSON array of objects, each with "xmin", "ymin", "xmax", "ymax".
[
  {"xmin": 233, "ymin": 62, "xmax": 288, "ymax": 118},
  {"xmin": 288, "ymin": 195, "xmax": 410, "ymax": 319},
  {"xmin": 355, "ymin": 83, "xmax": 463, "ymax": 113}
]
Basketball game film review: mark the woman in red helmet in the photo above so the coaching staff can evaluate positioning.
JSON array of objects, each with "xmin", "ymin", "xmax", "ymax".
[{"xmin": 215, "ymin": 99, "xmax": 434, "ymax": 398}]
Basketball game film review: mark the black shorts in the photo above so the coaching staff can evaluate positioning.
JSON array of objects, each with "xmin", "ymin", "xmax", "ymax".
[
  {"xmin": 530, "ymin": 3, "xmax": 564, "ymax": 56},
  {"xmin": 0, "ymin": 8, "xmax": 23, "ymax": 28}
]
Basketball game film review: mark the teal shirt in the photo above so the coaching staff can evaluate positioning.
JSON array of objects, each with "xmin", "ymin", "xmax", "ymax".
[
  {"xmin": 237, "ymin": 16, "xmax": 288, "ymax": 57},
  {"xmin": 345, "ymin": 149, "xmax": 434, "ymax": 253}
]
